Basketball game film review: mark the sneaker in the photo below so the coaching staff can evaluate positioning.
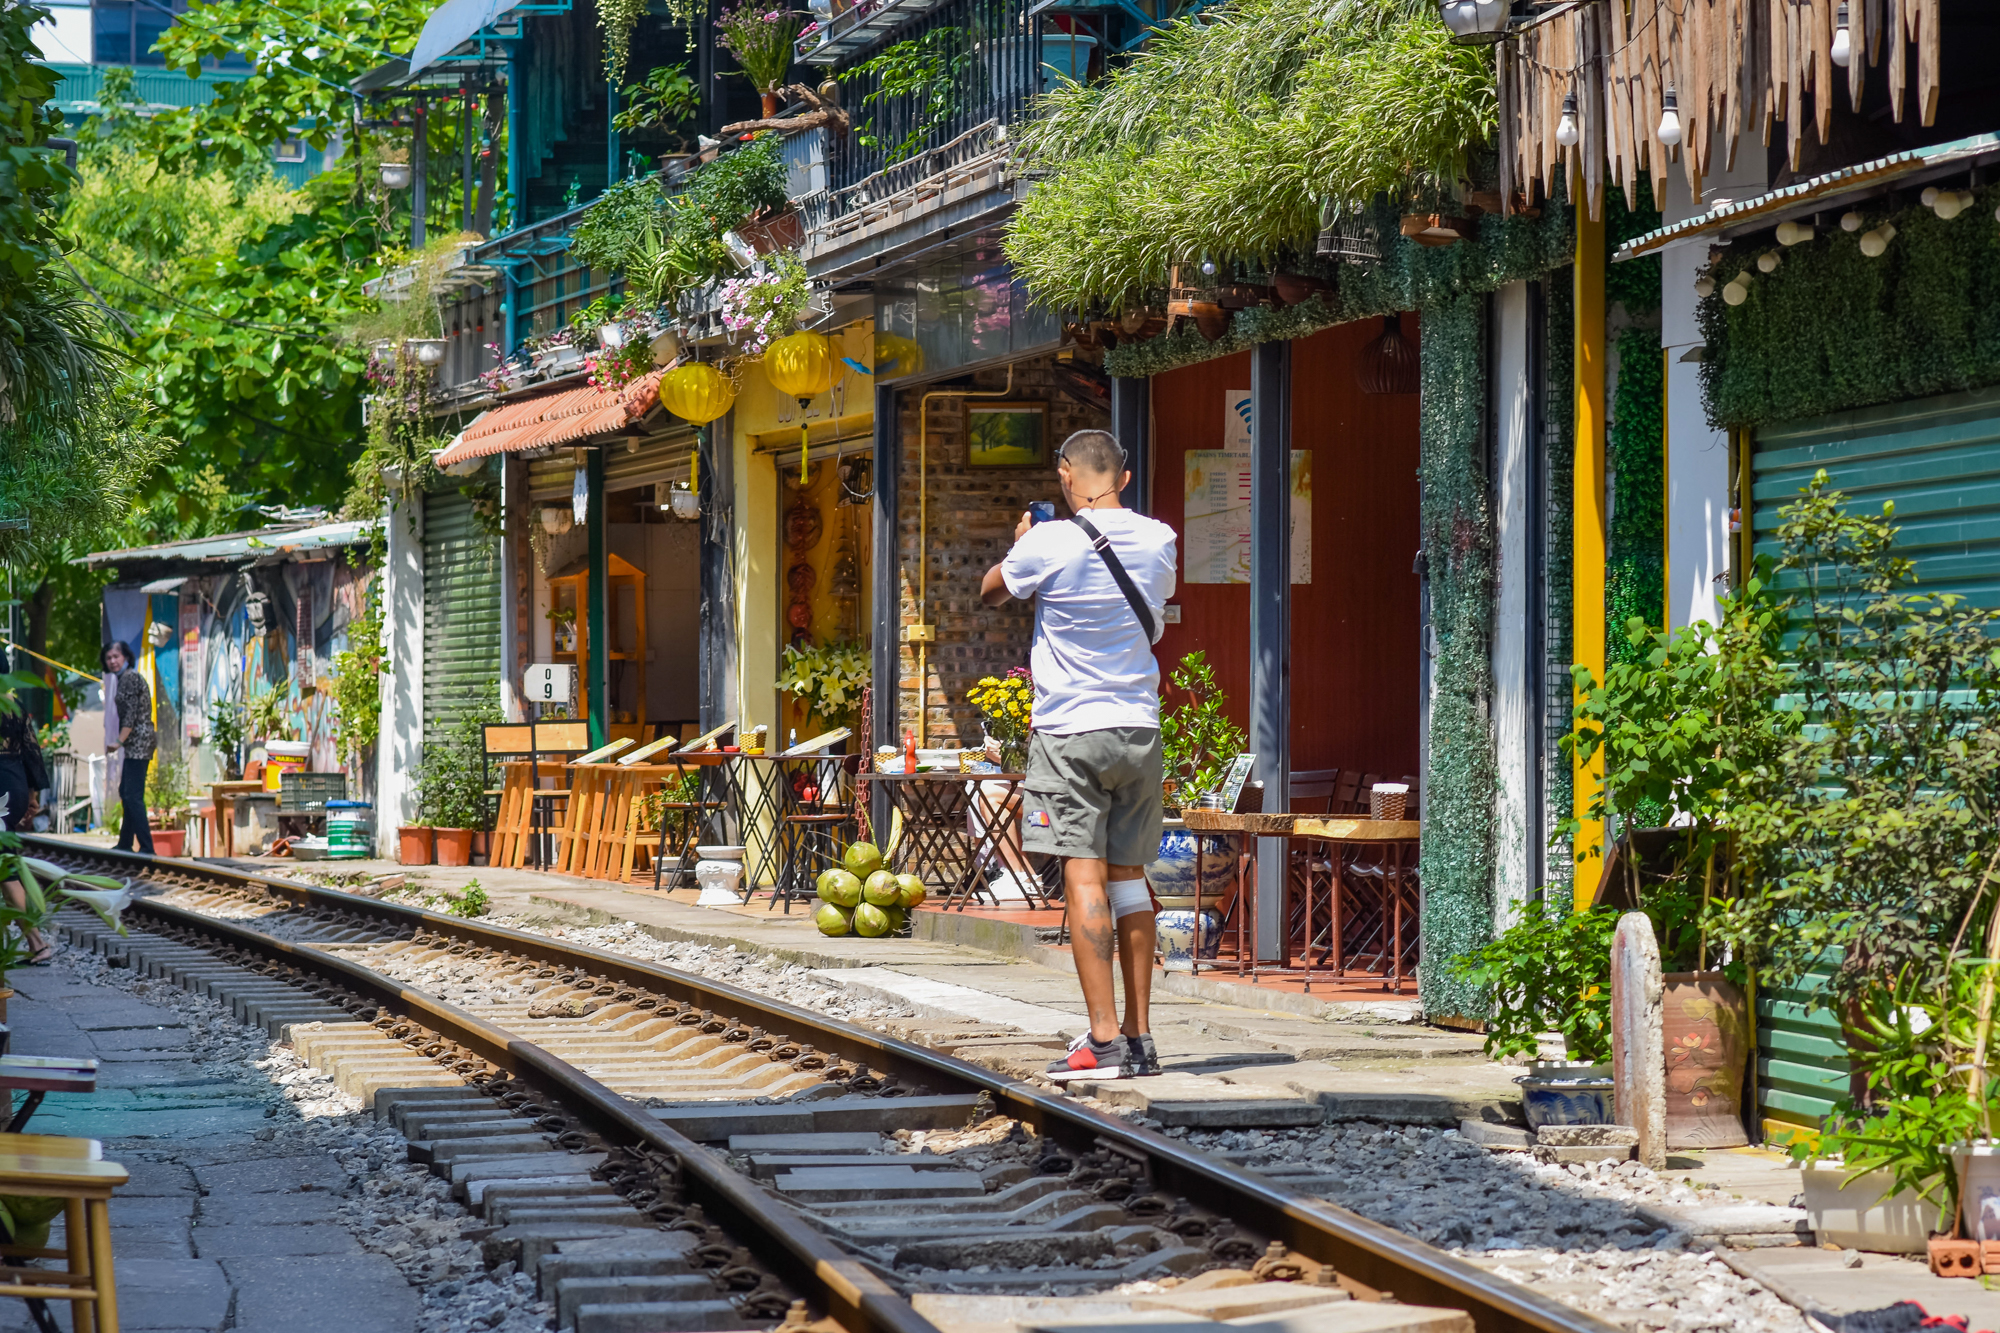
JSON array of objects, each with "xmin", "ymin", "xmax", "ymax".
[
  {"xmin": 1046, "ymin": 1033, "xmax": 1124, "ymax": 1082},
  {"xmin": 1125, "ymin": 1033, "xmax": 1161, "ymax": 1077}
]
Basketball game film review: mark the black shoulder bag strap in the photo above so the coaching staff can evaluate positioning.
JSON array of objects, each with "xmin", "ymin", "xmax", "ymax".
[{"xmin": 1072, "ymin": 513, "xmax": 1158, "ymax": 643}]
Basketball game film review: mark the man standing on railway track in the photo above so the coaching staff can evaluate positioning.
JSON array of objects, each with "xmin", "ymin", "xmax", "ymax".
[{"xmin": 980, "ymin": 429, "xmax": 1176, "ymax": 1082}]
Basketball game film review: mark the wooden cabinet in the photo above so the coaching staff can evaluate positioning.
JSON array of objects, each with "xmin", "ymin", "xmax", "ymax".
[{"xmin": 545, "ymin": 553, "xmax": 648, "ymax": 728}]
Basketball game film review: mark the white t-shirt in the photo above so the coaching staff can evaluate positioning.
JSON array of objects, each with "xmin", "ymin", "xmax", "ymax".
[{"xmin": 1001, "ymin": 508, "xmax": 1179, "ymax": 734}]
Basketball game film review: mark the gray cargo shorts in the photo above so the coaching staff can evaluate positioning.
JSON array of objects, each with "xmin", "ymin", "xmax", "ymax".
[{"xmin": 1020, "ymin": 727, "xmax": 1164, "ymax": 866}]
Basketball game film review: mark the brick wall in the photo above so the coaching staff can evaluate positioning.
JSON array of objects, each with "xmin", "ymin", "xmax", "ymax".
[{"xmin": 893, "ymin": 357, "xmax": 1109, "ymax": 746}]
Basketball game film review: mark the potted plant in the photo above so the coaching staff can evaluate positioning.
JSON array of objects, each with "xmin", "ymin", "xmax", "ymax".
[
  {"xmin": 144, "ymin": 755, "xmax": 192, "ymax": 858},
  {"xmin": 205, "ymin": 699, "xmax": 247, "ymax": 781},
  {"xmin": 964, "ymin": 667, "xmax": 1032, "ymax": 774},
  {"xmin": 1146, "ymin": 652, "xmax": 1246, "ymax": 968},
  {"xmin": 548, "ymin": 606, "xmax": 578, "ymax": 653},
  {"xmin": 716, "ymin": 0, "xmax": 802, "ymax": 117}
]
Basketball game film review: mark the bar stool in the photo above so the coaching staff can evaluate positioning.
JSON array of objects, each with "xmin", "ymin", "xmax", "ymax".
[{"xmin": 0, "ymin": 1134, "xmax": 126, "ymax": 1333}]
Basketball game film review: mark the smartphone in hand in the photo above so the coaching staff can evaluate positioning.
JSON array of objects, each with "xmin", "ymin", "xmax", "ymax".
[{"xmin": 1028, "ymin": 501, "xmax": 1056, "ymax": 525}]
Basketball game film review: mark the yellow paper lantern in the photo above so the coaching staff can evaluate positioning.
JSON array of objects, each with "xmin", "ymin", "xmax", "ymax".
[
  {"xmin": 765, "ymin": 331, "xmax": 838, "ymax": 482},
  {"xmin": 872, "ymin": 332, "xmax": 925, "ymax": 379},
  {"xmin": 660, "ymin": 361, "xmax": 735, "ymax": 425},
  {"xmin": 661, "ymin": 362, "xmax": 734, "ymax": 495}
]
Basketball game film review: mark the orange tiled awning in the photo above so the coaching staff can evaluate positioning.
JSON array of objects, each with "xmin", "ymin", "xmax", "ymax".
[{"xmin": 435, "ymin": 369, "xmax": 667, "ymax": 465}]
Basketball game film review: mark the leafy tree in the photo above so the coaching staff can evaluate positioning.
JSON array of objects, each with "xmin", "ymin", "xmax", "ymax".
[{"xmin": 1714, "ymin": 473, "xmax": 2000, "ymax": 1006}]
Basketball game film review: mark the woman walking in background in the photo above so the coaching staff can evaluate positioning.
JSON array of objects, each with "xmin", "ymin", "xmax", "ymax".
[
  {"xmin": 102, "ymin": 642, "xmax": 155, "ymax": 855},
  {"xmin": 1, "ymin": 704, "xmax": 56, "ymax": 963}
]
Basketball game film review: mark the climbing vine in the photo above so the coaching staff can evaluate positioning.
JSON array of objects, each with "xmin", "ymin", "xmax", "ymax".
[
  {"xmin": 1606, "ymin": 326, "xmax": 1664, "ymax": 669},
  {"xmin": 1418, "ymin": 290, "xmax": 1497, "ymax": 1021},
  {"xmin": 1698, "ymin": 186, "xmax": 2000, "ymax": 430}
]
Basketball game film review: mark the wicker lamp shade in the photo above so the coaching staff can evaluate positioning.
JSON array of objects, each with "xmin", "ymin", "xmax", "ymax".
[{"xmin": 1357, "ymin": 313, "xmax": 1418, "ymax": 395}]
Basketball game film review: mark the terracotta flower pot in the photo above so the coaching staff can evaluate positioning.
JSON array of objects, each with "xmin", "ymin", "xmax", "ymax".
[
  {"xmin": 434, "ymin": 828, "xmax": 473, "ymax": 867},
  {"xmin": 1661, "ymin": 970, "xmax": 1751, "ymax": 1149},
  {"xmin": 0, "ymin": 988, "xmax": 12, "ymax": 1022},
  {"xmin": 760, "ymin": 90, "xmax": 781, "ymax": 118},
  {"xmin": 149, "ymin": 827, "xmax": 187, "ymax": 858},
  {"xmin": 398, "ymin": 825, "xmax": 434, "ymax": 865}
]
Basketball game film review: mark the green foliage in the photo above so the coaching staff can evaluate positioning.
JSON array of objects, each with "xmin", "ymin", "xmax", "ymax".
[
  {"xmin": 1159, "ymin": 652, "xmax": 1246, "ymax": 813},
  {"xmin": 245, "ymin": 688, "xmax": 290, "ymax": 744},
  {"xmin": 854, "ymin": 30, "xmax": 972, "ymax": 164},
  {"xmin": 600, "ymin": 0, "xmax": 647, "ymax": 82},
  {"xmin": 614, "ymin": 65, "xmax": 701, "ymax": 144},
  {"xmin": 328, "ymin": 565, "xmax": 384, "ymax": 761},
  {"xmin": 415, "ymin": 692, "xmax": 502, "ymax": 828},
  {"xmin": 777, "ymin": 640, "xmax": 870, "ymax": 729},
  {"xmin": 445, "ymin": 879, "xmax": 490, "ymax": 918},
  {"xmin": 1801, "ymin": 960, "xmax": 1993, "ymax": 1232},
  {"xmin": 719, "ymin": 250, "xmax": 809, "ymax": 352},
  {"xmin": 1606, "ymin": 326, "xmax": 1664, "ymax": 675},
  {"xmin": 569, "ymin": 138, "xmax": 787, "ymax": 307},
  {"xmin": 1711, "ymin": 475, "xmax": 2000, "ymax": 1007},
  {"xmin": 1699, "ymin": 187, "xmax": 2000, "ymax": 430},
  {"xmin": 1005, "ymin": 0, "xmax": 1494, "ymax": 311},
  {"xmin": 145, "ymin": 754, "xmax": 193, "ymax": 825},
  {"xmin": 1097, "ymin": 194, "xmax": 1574, "ymax": 379},
  {"xmin": 1604, "ymin": 181, "xmax": 1663, "ymax": 319},
  {"xmin": 139, "ymin": 0, "xmax": 434, "ymax": 170},
  {"xmin": 715, "ymin": 0, "xmax": 800, "ymax": 93},
  {"xmin": 0, "ymin": 2, "xmax": 73, "ymax": 311},
  {"xmin": 206, "ymin": 698, "xmax": 247, "ymax": 779},
  {"xmin": 1418, "ymin": 290, "xmax": 1496, "ymax": 1019},
  {"xmin": 1449, "ymin": 897, "xmax": 1617, "ymax": 1064}
]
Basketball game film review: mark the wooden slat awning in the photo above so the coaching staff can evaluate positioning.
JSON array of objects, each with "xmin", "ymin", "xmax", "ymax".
[{"xmin": 1499, "ymin": 0, "xmax": 1942, "ymax": 220}]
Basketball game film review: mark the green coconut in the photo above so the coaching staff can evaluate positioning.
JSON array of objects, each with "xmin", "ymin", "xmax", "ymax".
[
  {"xmin": 853, "ymin": 902, "xmax": 891, "ymax": 937},
  {"xmin": 862, "ymin": 870, "xmax": 901, "ymax": 907},
  {"xmin": 822, "ymin": 869, "xmax": 863, "ymax": 908},
  {"xmin": 883, "ymin": 905, "xmax": 907, "ymax": 934},
  {"xmin": 843, "ymin": 841, "xmax": 884, "ymax": 879},
  {"xmin": 815, "ymin": 867, "xmax": 844, "ymax": 902},
  {"xmin": 814, "ymin": 903, "xmax": 854, "ymax": 937},
  {"xmin": 895, "ymin": 874, "xmax": 927, "ymax": 909}
]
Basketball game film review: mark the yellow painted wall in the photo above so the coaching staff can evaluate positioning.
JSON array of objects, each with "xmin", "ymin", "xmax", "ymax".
[{"xmin": 1572, "ymin": 195, "xmax": 1608, "ymax": 904}]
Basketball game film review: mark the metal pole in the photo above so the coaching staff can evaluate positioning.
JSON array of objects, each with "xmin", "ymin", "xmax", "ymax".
[
  {"xmin": 1249, "ymin": 338, "xmax": 1291, "ymax": 965},
  {"xmin": 586, "ymin": 448, "xmax": 609, "ymax": 748},
  {"xmin": 461, "ymin": 82, "xmax": 475, "ymax": 234},
  {"xmin": 870, "ymin": 382, "xmax": 900, "ymax": 839},
  {"xmin": 507, "ymin": 44, "xmax": 524, "ymax": 232},
  {"xmin": 607, "ymin": 77, "xmax": 620, "ymax": 188},
  {"xmin": 1112, "ymin": 375, "xmax": 1149, "ymax": 514},
  {"xmin": 411, "ymin": 94, "xmax": 428, "ymax": 251}
]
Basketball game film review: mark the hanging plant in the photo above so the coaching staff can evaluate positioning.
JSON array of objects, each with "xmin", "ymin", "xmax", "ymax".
[
  {"xmin": 599, "ymin": 0, "xmax": 647, "ymax": 84},
  {"xmin": 719, "ymin": 251, "xmax": 811, "ymax": 354}
]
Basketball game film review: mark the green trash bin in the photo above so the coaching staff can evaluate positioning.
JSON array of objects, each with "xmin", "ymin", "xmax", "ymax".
[{"xmin": 326, "ymin": 801, "xmax": 375, "ymax": 859}]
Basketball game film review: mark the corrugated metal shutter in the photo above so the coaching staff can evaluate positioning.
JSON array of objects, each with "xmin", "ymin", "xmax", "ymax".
[
  {"xmin": 1755, "ymin": 958, "xmax": 1848, "ymax": 1145},
  {"xmin": 1753, "ymin": 384, "xmax": 2000, "ymax": 607},
  {"xmin": 423, "ymin": 488, "xmax": 501, "ymax": 746},
  {"xmin": 1748, "ymin": 383, "xmax": 2000, "ymax": 1143}
]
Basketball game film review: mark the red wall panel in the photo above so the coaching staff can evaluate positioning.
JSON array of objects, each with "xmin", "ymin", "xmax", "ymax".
[{"xmin": 1148, "ymin": 319, "xmax": 1422, "ymax": 783}]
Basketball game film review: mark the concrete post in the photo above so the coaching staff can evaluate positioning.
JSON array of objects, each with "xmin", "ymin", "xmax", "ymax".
[
  {"xmin": 1250, "ymin": 339, "xmax": 1291, "ymax": 961},
  {"xmin": 376, "ymin": 493, "xmax": 424, "ymax": 853},
  {"xmin": 1611, "ymin": 909, "xmax": 1667, "ymax": 1169}
]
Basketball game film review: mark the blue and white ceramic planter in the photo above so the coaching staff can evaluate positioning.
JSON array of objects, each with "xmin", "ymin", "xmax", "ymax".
[
  {"xmin": 1145, "ymin": 821, "xmax": 1236, "ymax": 899},
  {"xmin": 1515, "ymin": 1063, "xmax": 1615, "ymax": 1128},
  {"xmin": 1155, "ymin": 908, "xmax": 1223, "ymax": 972}
]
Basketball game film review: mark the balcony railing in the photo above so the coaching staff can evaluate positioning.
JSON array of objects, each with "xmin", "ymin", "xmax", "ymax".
[{"xmin": 817, "ymin": 0, "xmax": 1047, "ymax": 218}]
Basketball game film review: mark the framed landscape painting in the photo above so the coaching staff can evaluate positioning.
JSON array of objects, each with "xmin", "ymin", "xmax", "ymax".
[{"xmin": 966, "ymin": 402, "xmax": 1048, "ymax": 469}]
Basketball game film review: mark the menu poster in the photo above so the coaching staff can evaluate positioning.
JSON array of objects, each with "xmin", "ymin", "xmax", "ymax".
[{"xmin": 1183, "ymin": 449, "xmax": 1312, "ymax": 584}]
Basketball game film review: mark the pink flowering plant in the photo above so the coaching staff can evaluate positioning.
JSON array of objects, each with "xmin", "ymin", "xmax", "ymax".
[
  {"xmin": 716, "ymin": 0, "xmax": 801, "ymax": 93},
  {"xmin": 719, "ymin": 251, "xmax": 810, "ymax": 354}
]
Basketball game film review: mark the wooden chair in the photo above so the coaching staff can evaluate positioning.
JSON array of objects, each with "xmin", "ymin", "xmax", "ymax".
[
  {"xmin": 0, "ymin": 1134, "xmax": 126, "ymax": 1333},
  {"xmin": 482, "ymin": 725, "xmax": 538, "ymax": 868}
]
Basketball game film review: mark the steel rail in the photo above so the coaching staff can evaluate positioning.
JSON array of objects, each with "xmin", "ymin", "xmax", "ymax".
[{"xmin": 28, "ymin": 837, "xmax": 1618, "ymax": 1333}]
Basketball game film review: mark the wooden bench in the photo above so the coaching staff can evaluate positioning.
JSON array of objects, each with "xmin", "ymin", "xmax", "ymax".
[{"xmin": 0, "ymin": 1134, "xmax": 126, "ymax": 1333}]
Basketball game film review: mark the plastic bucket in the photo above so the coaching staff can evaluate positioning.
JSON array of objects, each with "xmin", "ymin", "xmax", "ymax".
[
  {"xmin": 326, "ymin": 801, "xmax": 375, "ymax": 860},
  {"xmin": 263, "ymin": 741, "xmax": 310, "ymax": 792}
]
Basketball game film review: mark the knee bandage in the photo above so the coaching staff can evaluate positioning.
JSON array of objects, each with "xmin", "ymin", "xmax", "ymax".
[{"xmin": 1106, "ymin": 877, "xmax": 1152, "ymax": 920}]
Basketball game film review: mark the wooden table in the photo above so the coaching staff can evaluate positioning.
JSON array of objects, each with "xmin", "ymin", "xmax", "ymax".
[
  {"xmin": 205, "ymin": 782, "xmax": 264, "ymax": 858},
  {"xmin": 1181, "ymin": 811, "xmax": 1422, "ymax": 992},
  {"xmin": 0, "ymin": 1055, "xmax": 98, "ymax": 1134},
  {"xmin": 857, "ymin": 772, "xmax": 1036, "ymax": 909}
]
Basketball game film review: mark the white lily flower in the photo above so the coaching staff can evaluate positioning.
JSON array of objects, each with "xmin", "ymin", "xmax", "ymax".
[
  {"xmin": 57, "ymin": 884, "xmax": 132, "ymax": 933},
  {"xmin": 18, "ymin": 857, "xmax": 67, "ymax": 882}
]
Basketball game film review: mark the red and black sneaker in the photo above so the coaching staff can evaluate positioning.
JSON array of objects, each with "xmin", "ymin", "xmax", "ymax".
[{"xmin": 1045, "ymin": 1033, "xmax": 1125, "ymax": 1082}]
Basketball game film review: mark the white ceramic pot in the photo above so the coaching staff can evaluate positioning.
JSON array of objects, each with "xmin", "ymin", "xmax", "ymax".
[
  {"xmin": 1155, "ymin": 906, "xmax": 1221, "ymax": 972},
  {"xmin": 694, "ymin": 845, "xmax": 746, "ymax": 906},
  {"xmin": 1804, "ymin": 1158, "xmax": 1930, "ymax": 1253},
  {"xmin": 1955, "ymin": 1142, "xmax": 2000, "ymax": 1244}
]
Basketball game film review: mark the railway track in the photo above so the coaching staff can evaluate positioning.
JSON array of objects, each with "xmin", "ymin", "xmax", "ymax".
[{"xmin": 23, "ymin": 836, "xmax": 1614, "ymax": 1333}]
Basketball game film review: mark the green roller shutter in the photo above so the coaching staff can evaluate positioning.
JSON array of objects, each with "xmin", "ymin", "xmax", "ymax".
[
  {"xmin": 423, "ymin": 488, "xmax": 501, "ymax": 747},
  {"xmin": 1749, "ymin": 383, "xmax": 2000, "ymax": 1142},
  {"xmin": 1753, "ymin": 383, "xmax": 2000, "ymax": 608}
]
